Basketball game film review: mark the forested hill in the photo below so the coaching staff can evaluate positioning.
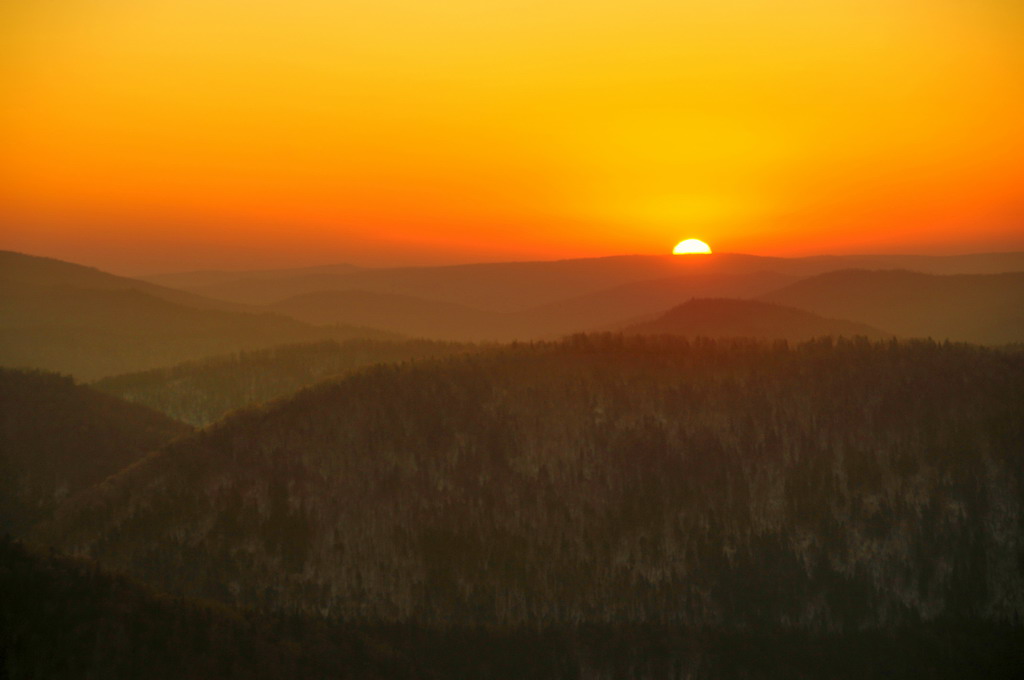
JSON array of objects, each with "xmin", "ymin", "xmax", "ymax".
[
  {"xmin": 0, "ymin": 369, "xmax": 190, "ymax": 536},
  {"xmin": 93, "ymin": 339, "xmax": 476, "ymax": 426},
  {"xmin": 40, "ymin": 337, "xmax": 1024, "ymax": 632},
  {"xmin": 622, "ymin": 298, "xmax": 887, "ymax": 340}
]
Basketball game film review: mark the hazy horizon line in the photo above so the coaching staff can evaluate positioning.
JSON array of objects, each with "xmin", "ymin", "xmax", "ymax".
[{"xmin": 8, "ymin": 246, "xmax": 1024, "ymax": 280}]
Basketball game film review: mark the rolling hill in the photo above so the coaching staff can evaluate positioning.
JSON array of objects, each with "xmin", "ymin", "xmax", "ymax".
[
  {"xmin": 0, "ymin": 252, "xmax": 396, "ymax": 380},
  {"xmin": 761, "ymin": 269, "xmax": 1024, "ymax": 345},
  {"xmin": 0, "ymin": 250, "xmax": 240, "ymax": 312},
  {"xmin": 622, "ymin": 298, "xmax": 889, "ymax": 341}
]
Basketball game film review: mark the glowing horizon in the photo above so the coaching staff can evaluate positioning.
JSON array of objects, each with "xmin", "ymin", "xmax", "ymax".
[{"xmin": 2, "ymin": 0, "xmax": 1023, "ymax": 273}]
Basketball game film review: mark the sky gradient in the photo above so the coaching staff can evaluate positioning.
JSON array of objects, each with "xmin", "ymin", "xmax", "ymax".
[{"xmin": 2, "ymin": 0, "xmax": 1023, "ymax": 273}]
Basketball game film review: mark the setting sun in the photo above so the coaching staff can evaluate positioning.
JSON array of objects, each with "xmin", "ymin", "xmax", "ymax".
[
  {"xmin": 673, "ymin": 239, "xmax": 713, "ymax": 255},
  {"xmin": 2, "ymin": 0, "xmax": 1023, "ymax": 271}
]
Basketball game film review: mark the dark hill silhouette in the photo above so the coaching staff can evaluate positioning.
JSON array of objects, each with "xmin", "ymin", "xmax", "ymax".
[
  {"xmin": 0, "ymin": 253, "xmax": 398, "ymax": 380},
  {"xmin": 761, "ymin": 269, "xmax": 1024, "ymax": 345},
  {"xmin": 0, "ymin": 368, "xmax": 190, "ymax": 536},
  {"xmin": 38, "ymin": 337, "xmax": 1024, "ymax": 635},
  {"xmin": 622, "ymin": 298, "xmax": 888, "ymax": 341},
  {"xmin": 94, "ymin": 339, "xmax": 474, "ymax": 426}
]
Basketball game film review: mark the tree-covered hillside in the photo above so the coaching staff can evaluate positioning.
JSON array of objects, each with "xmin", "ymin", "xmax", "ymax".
[
  {"xmin": 0, "ymin": 369, "xmax": 190, "ymax": 536},
  {"xmin": 93, "ymin": 339, "xmax": 475, "ymax": 426},
  {"xmin": 40, "ymin": 336, "xmax": 1024, "ymax": 635}
]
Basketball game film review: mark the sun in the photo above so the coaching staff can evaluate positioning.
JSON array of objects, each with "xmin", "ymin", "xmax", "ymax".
[{"xmin": 673, "ymin": 239, "xmax": 712, "ymax": 255}]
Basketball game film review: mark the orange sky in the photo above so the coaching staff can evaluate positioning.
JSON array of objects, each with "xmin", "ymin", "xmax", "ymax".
[{"xmin": 2, "ymin": 0, "xmax": 1023, "ymax": 273}]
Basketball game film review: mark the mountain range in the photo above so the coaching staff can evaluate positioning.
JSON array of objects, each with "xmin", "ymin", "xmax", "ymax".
[
  {"xmin": 145, "ymin": 251, "xmax": 1024, "ymax": 344},
  {"xmin": 4, "ymin": 246, "xmax": 1024, "ymax": 678},
  {"xmin": 4, "ymin": 250, "xmax": 1024, "ymax": 381}
]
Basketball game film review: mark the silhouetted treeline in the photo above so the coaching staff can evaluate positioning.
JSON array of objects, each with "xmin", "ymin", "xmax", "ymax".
[
  {"xmin": 92, "ymin": 339, "xmax": 476, "ymax": 426},
  {"xmin": 0, "ymin": 537, "xmax": 417, "ymax": 679},
  {"xmin": 39, "ymin": 336, "xmax": 1024, "ymax": 634},
  {"xmin": 4, "ymin": 537, "xmax": 1021, "ymax": 679},
  {"xmin": 0, "ymin": 369, "xmax": 190, "ymax": 536}
]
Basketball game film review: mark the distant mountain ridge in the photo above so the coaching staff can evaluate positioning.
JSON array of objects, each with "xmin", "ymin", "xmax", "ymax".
[
  {"xmin": 135, "ymin": 251, "xmax": 1024, "ymax": 344},
  {"xmin": 140, "ymin": 251, "xmax": 1024, "ymax": 310},
  {"xmin": 264, "ymin": 271, "xmax": 796, "ymax": 341},
  {"xmin": 4, "ymin": 251, "xmax": 1023, "ymax": 382}
]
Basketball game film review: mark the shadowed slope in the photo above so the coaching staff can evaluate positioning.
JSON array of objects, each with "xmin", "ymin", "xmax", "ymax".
[{"xmin": 0, "ymin": 369, "xmax": 190, "ymax": 536}]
